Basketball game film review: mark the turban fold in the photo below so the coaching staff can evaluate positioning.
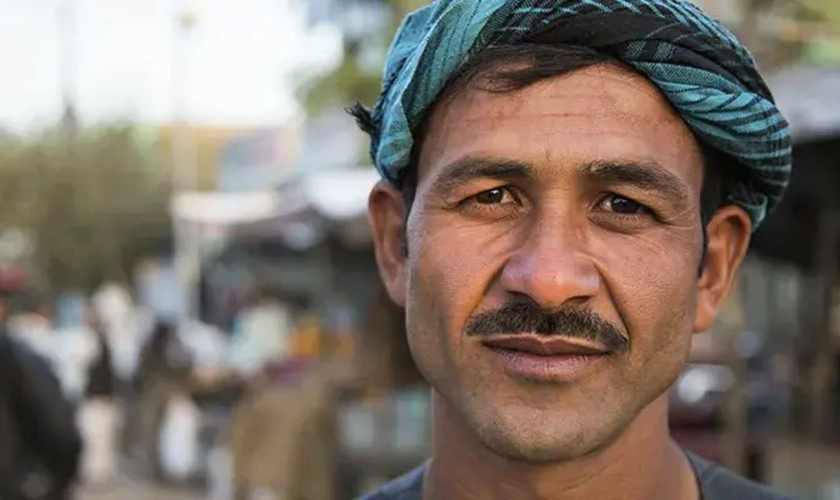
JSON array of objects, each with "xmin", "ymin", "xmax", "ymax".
[{"xmin": 355, "ymin": 0, "xmax": 792, "ymax": 228}]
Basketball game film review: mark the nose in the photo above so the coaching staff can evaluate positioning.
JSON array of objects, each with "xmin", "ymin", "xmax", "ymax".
[{"xmin": 499, "ymin": 218, "xmax": 600, "ymax": 310}]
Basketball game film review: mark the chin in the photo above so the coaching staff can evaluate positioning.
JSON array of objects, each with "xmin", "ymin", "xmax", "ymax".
[
  {"xmin": 482, "ymin": 434, "xmax": 592, "ymax": 463},
  {"xmin": 462, "ymin": 398, "xmax": 627, "ymax": 464}
]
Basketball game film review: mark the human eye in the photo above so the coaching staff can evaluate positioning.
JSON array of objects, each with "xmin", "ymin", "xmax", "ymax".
[
  {"xmin": 600, "ymin": 193, "xmax": 648, "ymax": 214},
  {"xmin": 595, "ymin": 193, "xmax": 659, "ymax": 229},
  {"xmin": 458, "ymin": 186, "xmax": 525, "ymax": 218}
]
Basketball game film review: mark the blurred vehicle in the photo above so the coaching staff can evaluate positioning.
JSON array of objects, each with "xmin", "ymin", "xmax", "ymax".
[
  {"xmin": 669, "ymin": 330, "xmax": 782, "ymax": 481},
  {"xmin": 335, "ymin": 384, "xmax": 431, "ymax": 496}
]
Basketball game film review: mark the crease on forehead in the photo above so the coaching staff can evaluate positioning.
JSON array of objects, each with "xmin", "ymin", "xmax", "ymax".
[
  {"xmin": 432, "ymin": 63, "xmax": 666, "ymax": 121},
  {"xmin": 418, "ymin": 65, "xmax": 703, "ymax": 192}
]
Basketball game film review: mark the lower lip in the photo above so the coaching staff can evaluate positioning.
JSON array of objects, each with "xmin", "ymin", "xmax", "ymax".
[{"xmin": 487, "ymin": 347, "xmax": 607, "ymax": 382}]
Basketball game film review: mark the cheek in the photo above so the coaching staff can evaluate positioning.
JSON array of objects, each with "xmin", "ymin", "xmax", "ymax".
[
  {"xmin": 404, "ymin": 218, "xmax": 507, "ymax": 377},
  {"xmin": 608, "ymin": 231, "xmax": 699, "ymax": 324},
  {"xmin": 599, "ymin": 233, "xmax": 699, "ymax": 368}
]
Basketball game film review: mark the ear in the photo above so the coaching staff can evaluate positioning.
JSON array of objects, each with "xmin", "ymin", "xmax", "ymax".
[
  {"xmin": 368, "ymin": 180, "xmax": 408, "ymax": 307},
  {"xmin": 693, "ymin": 205, "xmax": 752, "ymax": 333}
]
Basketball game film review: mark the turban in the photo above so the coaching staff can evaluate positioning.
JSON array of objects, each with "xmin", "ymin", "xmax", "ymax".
[{"xmin": 353, "ymin": 0, "xmax": 792, "ymax": 228}]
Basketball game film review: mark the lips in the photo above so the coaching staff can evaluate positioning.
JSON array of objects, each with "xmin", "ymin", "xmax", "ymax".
[
  {"xmin": 481, "ymin": 335, "xmax": 611, "ymax": 356},
  {"xmin": 482, "ymin": 335, "xmax": 610, "ymax": 382}
]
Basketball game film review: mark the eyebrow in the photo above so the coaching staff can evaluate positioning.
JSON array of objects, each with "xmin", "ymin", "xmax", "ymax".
[
  {"xmin": 428, "ymin": 157, "xmax": 535, "ymax": 195},
  {"xmin": 581, "ymin": 160, "xmax": 690, "ymax": 204},
  {"xmin": 428, "ymin": 156, "xmax": 691, "ymax": 205}
]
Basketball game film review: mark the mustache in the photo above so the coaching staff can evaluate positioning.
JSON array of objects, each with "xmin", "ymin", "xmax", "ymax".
[{"xmin": 465, "ymin": 301, "xmax": 630, "ymax": 354}]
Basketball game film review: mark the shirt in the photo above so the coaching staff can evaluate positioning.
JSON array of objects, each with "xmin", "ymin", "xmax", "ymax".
[{"xmin": 358, "ymin": 451, "xmax": 792, "ymax": 500}]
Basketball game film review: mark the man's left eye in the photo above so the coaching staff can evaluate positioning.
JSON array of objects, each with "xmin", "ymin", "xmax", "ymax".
[{"xmin": 601, "ymin": 194, "xmax": 649, "ymax": 215}]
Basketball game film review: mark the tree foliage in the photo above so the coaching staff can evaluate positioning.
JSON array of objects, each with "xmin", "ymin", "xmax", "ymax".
[
  {"xmin": 302, "ymin": 0, "xmax": 840, "ymax": 114},
  {"xmin": 301, "ymin": 0, "xmax": 428, "ymax": 113},
  {"xmin": 737, "ymin": 0, "xmax": 840, "ymax": 67},
  {"xmin": 0, "ymin": 126, "xmax": 172, "ymax": 294}
]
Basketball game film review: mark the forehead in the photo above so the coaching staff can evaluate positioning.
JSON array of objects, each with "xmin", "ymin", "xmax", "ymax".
[{"xmin": 417, "ymin": 64, "xmax": 704, "ymax": 190}]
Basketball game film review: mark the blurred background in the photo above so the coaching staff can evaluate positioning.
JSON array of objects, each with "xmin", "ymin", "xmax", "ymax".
[{"xmin": 0, "ymin": 0, "xmax": 838, "ymax": 499}]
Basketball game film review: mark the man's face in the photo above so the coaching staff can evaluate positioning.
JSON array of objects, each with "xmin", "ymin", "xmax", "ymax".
[{"xmin": 369, "ymin": 64, "xmax": 750, "ymax": 462}]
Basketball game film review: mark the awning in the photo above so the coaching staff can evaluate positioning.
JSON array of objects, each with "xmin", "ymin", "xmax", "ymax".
[
  {"xmin": 171, "ymin": 168, "xmax": 380, "ymax": 249},
  {"xmin": 171, "ymin": 191, "xmax": 287, "ymax": 226},
  {"xmin": 204, "ymin": 168, "xmax": 380, "ymax": 249},
  {"xmin": 298, "ymin": 168, "xmax": 380, "ymax": 221},
  {"xmin": 768, "ymin": 66, "xmax": 840, "ymax": 143}
]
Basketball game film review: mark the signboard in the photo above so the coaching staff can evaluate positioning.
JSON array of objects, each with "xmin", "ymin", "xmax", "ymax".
[
  {"xmin": 297, "ymin": 107, "xmax": 366, "ymax": 172},
  {"xmin": 218, "ymin": 127, "xmax": 299, "ymax": 191},
  {"xmin": 304, "ymin": 0, "xmax": 338, "ymax": 26},
  {"xmin": 136, "ymin": 259, "xmax": 185, "ymax": 322},
  {"xmin": 304, "ymin": 0, "xmax": 387, "ymax": 29}
]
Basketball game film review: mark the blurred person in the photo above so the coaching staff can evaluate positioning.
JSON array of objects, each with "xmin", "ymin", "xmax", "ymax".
[
  {"xmin": 353, "ymin": 1, "xmax": 794, "ymax": 499},
  {"xmin": 76, "ymin": 309, "xmax": 121, "ymax": 487},
  {"xmin": 0, "ymin": 287, "xmax": 82, "ymax": 498},
  {"xmin": 8, "ymin": 300, "xmax": 53, "ymax": 337},
  {"xmin": 228, "ymin": 289, "xmax": 294, "ymax": 376},
  {"xmin": 229, "ymin": 364, "xmax": 337, "ymax": 500},
  {"xmin": 8, "ymin": 299, "xmax": 57, "ymax": 365},
  {"xmin": 290, "ymin": 310, "xmax": 322, "ymax": 359},
  {"xmin": 90, "ymin": 283, "xmax": 133, "ymax": 338},
  {"xmin": 50, "ymin": 298, "xmax": 102, "ymax": 404},
  {"xmin": 228, "ymin": 299, "xmax": 358, "ymax": 500},
  {"xmin": 325, "ymin": 297, "xmax": 359, "ymax": 362},
  {"xmin": 90, "ymin": 283, "xmax": 143, "ymax": 384},
  {"xmin": 135, "ymin": 320, "xmax": 191, "ymax": 481},
  {"xmin": 229, "ymin": 324, "xmax": 340, "ymax": 500}
]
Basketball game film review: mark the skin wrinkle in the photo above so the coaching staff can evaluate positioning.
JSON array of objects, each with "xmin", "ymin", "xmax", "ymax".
[
  {"xmin": 367, "ymin": 59, "xmax": 752, "ymax": 500},
  {"xmin": 429, "ymin": 393, "xmax": 680, "ymax": 500},
  {"xmin": 433, "ymin": 65, "xmax": 690, "ymax": 471},
  {"xmin": 434, "ymin": 66, "xmax": 699, "ymax": 454}
]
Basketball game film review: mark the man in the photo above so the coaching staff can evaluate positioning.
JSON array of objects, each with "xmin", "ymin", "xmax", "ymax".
[
  {"xmin": 228, "ymin": 290, "xmax": 294, "ymax": 375},
  {"xmin": 352, "ymin": 1, "xmax": 793, "ymax": 499}
]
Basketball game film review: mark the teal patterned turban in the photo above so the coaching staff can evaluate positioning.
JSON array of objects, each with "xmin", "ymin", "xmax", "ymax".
[{"xmin": 352, "ymin": 0, "xmax": 792, "ymax": 228}]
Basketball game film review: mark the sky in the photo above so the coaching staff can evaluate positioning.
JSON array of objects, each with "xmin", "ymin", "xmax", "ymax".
[{"xmin": 0, "ymin": 0, "xmax": 342, "ymax": 134}]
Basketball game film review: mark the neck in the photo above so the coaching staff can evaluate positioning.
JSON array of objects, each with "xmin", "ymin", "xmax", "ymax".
[{"xmin": 424, "ymin": 390, "xmax": 698, "ymax": 500}]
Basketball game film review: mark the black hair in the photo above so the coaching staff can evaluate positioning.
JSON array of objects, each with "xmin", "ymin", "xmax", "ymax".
[{"xmin": 353, "ymin": 44, "xmax": 746, "ymax": 271}]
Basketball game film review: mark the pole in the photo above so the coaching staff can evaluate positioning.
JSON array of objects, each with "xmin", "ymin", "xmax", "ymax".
[
  {"xmin": 720, "ymin": 282, "xmax": 749, "ymax": 475},
  {"xmin": 808, "ymin": 210, "xmax": 840, "ymax": 439},
  {"xmin": 171, "ymin": 9, "xmax": 198, "ymax": 192},
  {"xmin": 171, "ymin": 5, "xmax": 199, "ymax": 328},
  {"xmin": 58, "ymin": 0, "xmax": 78, "ymax": 132}
]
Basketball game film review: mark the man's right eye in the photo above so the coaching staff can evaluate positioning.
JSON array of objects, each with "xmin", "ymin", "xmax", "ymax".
[
  {"xmin": 471, "ymin": 187, "xmax": 519, "ymax": 205},
  {"xmin": 456, "ymin": 186, "xmax": 526, "ymax": 219}
]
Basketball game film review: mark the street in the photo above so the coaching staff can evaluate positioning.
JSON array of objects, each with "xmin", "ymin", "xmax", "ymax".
[
  {"xmin": 73, "ymin": 436, "xmax": 840, "ymax": 500},
  {"xmin": 769, "ymin": 437, "xmax": 840, "ymax": 499},
  {"xmin": 77, "ymin": 477, "xmax": 201, "ymax": 500}
]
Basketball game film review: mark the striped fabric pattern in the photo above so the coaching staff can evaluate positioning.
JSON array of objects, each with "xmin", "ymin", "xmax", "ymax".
[{"xmin": 356, "ymin": 0, "xmax": 792, "ymax": 228}]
